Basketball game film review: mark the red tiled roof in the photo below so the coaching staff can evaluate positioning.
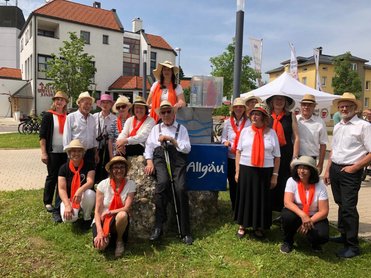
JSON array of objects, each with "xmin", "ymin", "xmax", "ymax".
[
  {"xmin": 33, "ymin": 0, "xmax": 122, "ymax": 31},
  {"xmin": 109, "ymin": 76, "xmax": 151, "ymax": 90},
  {"xmin": 0, "ymin": 67, "xmax": 22, "ymax": 79},
  {"xmin": 146, "ymin": 34, "xmax": 173, "ymax": 50},
  {"xmin": 180, "ymin": 80, "xmax": 191, "ymax": 89}
]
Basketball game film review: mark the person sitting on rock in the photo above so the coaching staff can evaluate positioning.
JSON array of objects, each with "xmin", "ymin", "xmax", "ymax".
[
  {"xmin": 144, "ymin": 100, "xmax": 193, "ymax": 245},
  {"xmin": 58, "ymin": 139, "xmax": 96, "ymax": 229}
]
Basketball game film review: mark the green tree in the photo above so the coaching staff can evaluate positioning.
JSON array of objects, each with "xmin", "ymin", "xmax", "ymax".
[
  {"xmin": 178, "ymin": 66, "xmax": 185, "ymax": 80},
  {"xmin": 183, "ymin": 86, "xmax": 190, "ymax": 103},
  {"xmin": 332, "ymin": 52, "xmax": 362, "ymax": 97},
  {"xmin": 209, "ymin": 38, "xmax": 259, "ymax": 99},
  {"xmin": 44, "ymin": 32, "xmax": 97, "ymax": 104}
]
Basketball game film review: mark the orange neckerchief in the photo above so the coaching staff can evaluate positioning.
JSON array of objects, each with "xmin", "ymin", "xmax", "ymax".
[
  {"xmin": 251, "ymin": 125, "xmax": 266, "ymax": 167},
  {"xmin": 297, "ymin": 181, "xmax": 315, "ymax": 216},
  {"xmin": 150, "ymin": 82, "xmax": 176, "ymax": 123},
  {"xmin": 117, "ymin": 114, "xmax": 130, "ymax": 133},
  {"xmin": 103, "ymin": 178, "xmax": 126, "ymax": 236},
  {"xmin": 129, "ymin": 115, "xmax": 148, "ymax": 137},
  {"xmin": 230, "ymin": 117, "xmax": 246, "ymax": 154},
  {"xmin": 271, "ymin": 110, "xmax": 287, "ymax": 147},
  {"xmin": 69, "ymin": 159, "xmax": 84, "ymax": 209},
  {"xmin": 47, "ymin": 110, "xmax": 67, "ymax": 134}
]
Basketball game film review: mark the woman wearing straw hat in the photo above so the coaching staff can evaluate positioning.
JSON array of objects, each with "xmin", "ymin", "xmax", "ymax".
[
  {"xmin": 116, "ymin": 96, "xmax": 155, "ymax": 157},
  {"xmin": 266, "ymin": 95, "xmax": 299, "ymax": 221},
  {"xmin": 221, "ymin": 98, "xmax": 250, "ymax": 211},
  {"xmin": 147, "ymin": 61, "xmax": 186, "ymax": 123},
  {"xmin": 39, "ymin": 91, "xmax": 69, "ymax": 221},
  {"xmin": 280, "ymin": 156, "xmax": 329, "ymax": 254},
  {"xmin": 93, "ymin": 156, "xmax": 136, "ymax": 258},
  {"xmin": 108, "ymin": 96, "xmax": 132, "ymax": 159},
  {"xmin": 243, "ymin": 92, "xmax": 262, "ymax": 116},
  {"xmin": 234, "ymin": 103, "xmax": 280, "ymax": 240}
]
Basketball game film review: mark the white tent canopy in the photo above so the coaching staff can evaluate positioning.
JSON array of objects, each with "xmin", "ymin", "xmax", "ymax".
[{"xmin": 240, "ymin": 72, "xmax": 340, "ymax": 106}]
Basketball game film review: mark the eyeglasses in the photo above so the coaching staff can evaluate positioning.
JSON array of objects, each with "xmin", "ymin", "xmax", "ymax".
[
  {"xmin": 338, "ymin": 105, "xmax": 355, "ymax": 110},
  {"xmin": 160, "ymin": 110, "xmax": 172, "ymax": 115},
  {"xmin": 297, "ymin": 166, "xmax": 310, "ymax": 171},
  {"xmin": 112, "ymin": 166, "xmax": 126, "ymax": 171},
  {"xmin": 116, "ymin": 105, "xmax": 127, "ymax": 110}
]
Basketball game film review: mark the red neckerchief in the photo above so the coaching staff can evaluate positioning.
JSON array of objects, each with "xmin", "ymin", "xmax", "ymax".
[
  {"xmin": 103, "ymin": 178, "xmax": 126, "ymax": 236},
  {"xmin": 69, "ymin": 159, "xmax": 84, "ymax": 209},
  {"xmin": 129, "ymin": 115, "xmax": 148, "ymax": 137},
  {"xmin": 251, "ymin": 125, "xmax": 266, "ymax": 167},
  {"xmin": 47, "ymin": 110, "xmax": 67, "ymax": 134},
  {"xmin": 271, "ymin": 110, "xmax": 287, "ymax": 146},
  {"xmin": 298, "ymin": 181, "xmax": 315, "ymax": 216},
  {"xmin": 231, "ymin": 117, "xmax": 246, "ymax": 154},
  {"xmin": 150, "ymin": 82, "xmax": 176, "ymax": 123}
]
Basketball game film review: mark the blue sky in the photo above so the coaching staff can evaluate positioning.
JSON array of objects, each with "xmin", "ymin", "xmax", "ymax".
[{"xmin": 13, "ymin": 0, "xmax": 371, "ymax": 83}]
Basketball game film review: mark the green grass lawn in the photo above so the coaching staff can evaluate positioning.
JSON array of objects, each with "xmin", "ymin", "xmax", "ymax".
[
  {"xmin": 0, "ymin": 133, "xmax": 39, "ymax": 149},
  {"xmin": 0, "ymin": 189, "xmax": 370, "ymax": 277}
]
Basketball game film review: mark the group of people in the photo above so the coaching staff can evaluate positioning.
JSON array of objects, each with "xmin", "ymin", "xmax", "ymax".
[
  {"xmin": 39, "ymin": 61, "xmax": 192, "ymax": 258},
  {"xmin": 222, "ymin": 91, "xmax": 371, "ymax": 258}
]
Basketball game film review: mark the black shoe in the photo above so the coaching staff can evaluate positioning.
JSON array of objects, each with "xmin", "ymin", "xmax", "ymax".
[
  {"xmin": 253, "ymin": 230, "xmax": 265, "ymax": 240},
  {"xmin": 336, "ymin": 248, "xmax": 360, "ymax": 258},
  {"xmin": 150, "ymin": 228, "xmax": 163, "ymax": 241},
  {"xmin": 280, "ymin": 242, "xmax": 292, "ymax": 254},
  {"xmin": 45, "ymin": 204, "xmax": 54, "ymax": 213},
  {"xmin": 51, "ymin": 211, "xmax": 62, "ymax": 222},
  {"xmin": 81, "ymin": 219, "xmax": 92, "ymax": 230},
  {"xmin": 330, "ymin": 236, "xmax": 345, "ymax": 244},
  {"xmin": 184, "ymin": 235, "xmax": 194, "ymax": 245}
]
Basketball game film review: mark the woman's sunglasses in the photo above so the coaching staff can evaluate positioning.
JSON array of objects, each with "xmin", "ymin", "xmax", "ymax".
[{"xmin": 116, "ymin": 105, "xmax": 127, "ymax": 110}]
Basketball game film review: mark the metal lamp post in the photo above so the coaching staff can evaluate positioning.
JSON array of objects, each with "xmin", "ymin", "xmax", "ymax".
[
  {"xmin": 232, "ymin": 0, "xmax": 245, "ymax": 101},
  {"xmin": 175, "ymin": 47, "xmax": 181, "ymax": 82},
  {"xmin": 142, "ymin": 50, "xmax": 147, "ymax": 99}
]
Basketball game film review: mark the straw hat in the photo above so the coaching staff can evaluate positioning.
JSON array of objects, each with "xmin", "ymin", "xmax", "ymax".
[
  {"xmin": 155, "ymin": 100, "xmax": 178, "ymax": 115},
  {"xmin": 152, "ymin": 61, "xmax": 179, "ymax": 81},
  {"xmin": 290, "ymin": 156, "xmax": 319, "ymax": 175},
  {"xmin": 300, "ymin": 94, "xmax": 317, "ymax": 105},
  {"xmin": 250, "ymin": 103, "xmax": 270, "ymax": 118},
  {"xmin": 244, "ymin": 92, "xmax": 262, "ymax": 105},
  {"xmin": 332, "ymin": 92, "xmax": 362, "ymax": 109},
  {"xmin": 97, "ymin": 94, "xmax": 114, "ymax": 107},
  {"xmin": 229, "ymin": 97, "xmax": 248, "ymax": 111},
  {"xmin": 112, "ymin": 95, "xmax": 131, "ymax": 113},
  {"xmin": 76, "ymin": 91, "xmax": 95, "ymax": 105},
  {"xmin": 132, "ymin": 96, "xmax": 149, "ymax": 109},
  {"xmin": 266, "ymin": 94, "xmax": 295, "ymax": 110},
  {"xmin": 65, "ymin": 139, "xmax": 87, "ymax": 153},
  {"xmin": 105, "ymin": 156, "xmax": 132, "ymax": 172},
  {"xmin": 52, "ymin": 91, "xmax": 69, "ymax": 103}
]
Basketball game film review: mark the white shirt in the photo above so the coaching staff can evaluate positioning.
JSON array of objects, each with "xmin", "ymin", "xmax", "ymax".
[
  {"xmin": 117, "ymin": 115, "xmax": 155, "ymax": 147},
  {"xmin": 51, "ymin": 114, "xmax": 64, "ymax": 153},
  {"xmin": 63, "ymin": 110, "xmax": 98, "ymax": 150},
  {"xmin": 151, "ymin": 81, "xmax": 183, "ymax": 101},
  {"xmin": 237, "ymin": 127, "xmax": 281, "ymax": 168},
  {"xmin": 297, "ymin": 114, "xmax": 328, "ymax": 157},
  {"xmin": 331, "ymin": 115, "xmax": 371, "ymax": 165},
  {"xmin": 285, "ymin": 177, "xmax": 328, "ymax": 216},
  {"xmin": 221, "ymin": 117, "xmax": 251, "ymax": 159},
  {"xmin": 144, "ymin": 120, "xmax": 191, "ymax": 160},
  {"xmin": 93, "ymin": 112, "xmax": 116, "ymax": 137}
]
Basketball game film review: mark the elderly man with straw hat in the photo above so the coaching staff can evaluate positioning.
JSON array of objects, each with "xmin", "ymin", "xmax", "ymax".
[
  {"xmin": 296, "ymin": 94, "xmax": 328, "ymax": 174},
  {"xmin": 58, "ymin": 139, "xmax": 96, "ymax": 228},
  {"xmin": 144, "ymin": 100, "xmax": 193, "ymax": 245},
  {"xmin": 63, "ymin": 91, "xmax": 99, "ymax": 165},
  {"xmin": 324, "ymin": 92, "xmax": 371, "ymax": 258}
]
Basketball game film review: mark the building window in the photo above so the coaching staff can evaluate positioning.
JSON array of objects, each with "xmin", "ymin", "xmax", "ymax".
[
  {"xmin": 80, "ymin": 31, "xmax": 90, "ymax": 44},
  {"xmin": 123, "ymin": 62, "xmax": 139, "ymax": 76},
  {"xmin": 365, "ymin": 98, "xmax": 369, "ymax": 107},
  {"xmin": 321, "ymin": 76, "xmax": 327, "ymax": 86},
  {"xmin": 38, "ymin": 29, "xmax": 55, "ymax": 38},
  {"xmin": 38, "ymin": 55, "xmax": 53, "ymax": 72},
  {"xmin": 123, "ymin": 38, "xmax": 140, "ymax": 54},
  {"xmin": 302, "ymin": 68, "xmax": 307, "ymax": 72},
  {"xmin": 150, "ymin": 52, "xmax": 157, "ymax": 80},
  {"xmin": 351, "ymin": 63, "xmax": 357, "ymax": 71},
  {"xmin": 103, "ymin": 35, "xmax": 109, "ymax": 44},
  {"xmin": 302, "ymin": 77, "xmax": 307, "ymax": 85},
  {"xmin": 322, "ymin": 67, "xmax": 328, "ymax": 71},
  {"xmin": 366, "ymin": 81, "xmax": 370, "ymax": 90},
  {"xmin": 123, "ymin": 37, "xmax": 140, "ymax": 76},
  {"xmin": 20, "ymin": 39, "xmax": 23, "ymax": 52}
]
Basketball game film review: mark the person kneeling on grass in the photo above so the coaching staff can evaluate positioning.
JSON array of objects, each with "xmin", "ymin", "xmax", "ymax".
[
  {"xmin": 93, "ymin": 156, "xmax": 136, "ymax": 258},
  {"xmin": 58, "ymin": 139, "xmax": 96, "ymax": 229},
  {"xmin": 280, "ymin": 156, "xmax": 329, "ymax": 254}
]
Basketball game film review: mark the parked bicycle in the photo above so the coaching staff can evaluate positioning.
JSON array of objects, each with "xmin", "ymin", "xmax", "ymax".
[
  {"xmin": 212, "ymin": 115, "xmax": 229, "ymax": 143},
  {"xmin": 18, "ymin": 112, "xmax": 44, "ymax": 135}
]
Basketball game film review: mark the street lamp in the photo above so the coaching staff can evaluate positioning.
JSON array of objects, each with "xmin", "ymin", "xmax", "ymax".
[
  {"xmin": 142, "ymin": 50, "xmax": 147, "ymax": 99},
  {"xmin": 232, "ymin": 0, "xmax": 245, "ymax": 101},
  {"xmin": 175, "ymin": 47, "xmax": 181, "ymax": 82}
]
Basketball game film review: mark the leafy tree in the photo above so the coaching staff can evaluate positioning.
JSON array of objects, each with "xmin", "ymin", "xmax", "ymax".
[
  {"xmin": 44, "ymin": 32, "xmax": 97, "ymax": 104},
  {"xmin": 178, "ymin": 66, "xmax": 185, "ymax": 80},
  {"xmin": 183, "ymin": 86, "xmax": 190, "ymax": 103},
  {"xmin": 209, "ymin": 38, "xmax": 259, "ymax": 99},
  {"xmin": 332, "ymin": 52, "xmax": 362, "ymax": 97}
]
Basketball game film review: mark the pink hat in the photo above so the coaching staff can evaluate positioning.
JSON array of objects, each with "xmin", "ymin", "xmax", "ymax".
[{"xmin": 97, "ymin": 94, "xmax": 114, "ymax": 107}]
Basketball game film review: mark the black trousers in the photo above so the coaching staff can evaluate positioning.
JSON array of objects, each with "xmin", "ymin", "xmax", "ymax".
[
  {"xmin": 281, "ymin": 208, "xmax": 329, "ymax": 246},
  {"xmin": 330, "ymin": 162, "xmax": 362, "ymax": 252},
  {"xmin": 153, "ymin": 146, "xmax": 191, "ymax": 236},
  {"xmin": 44, "ymin": 152, "xmax": 67, "ymax": 205},
  {"xmin": 124, "ymin": 144, "xmax": 145, "ymax": 158},
  {"xmin": 227, "ymin": 158, "xmax": 237, "ymax": 211}
]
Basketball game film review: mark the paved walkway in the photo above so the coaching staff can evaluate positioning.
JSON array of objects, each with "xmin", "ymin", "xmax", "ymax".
[{"xmin": 0, "ymin": 117, "xmax": 370, "ymax": 241}]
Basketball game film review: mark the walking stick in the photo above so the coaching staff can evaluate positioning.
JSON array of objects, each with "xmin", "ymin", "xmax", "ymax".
[{"xmin": 162, "ymin": 140, "xmax": 182, "ymax": 238}]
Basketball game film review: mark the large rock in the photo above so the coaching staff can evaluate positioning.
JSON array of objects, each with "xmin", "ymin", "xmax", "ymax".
[{"xmin": 127, "ymin": 155, "xmax": 219, "ymax": 239}]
